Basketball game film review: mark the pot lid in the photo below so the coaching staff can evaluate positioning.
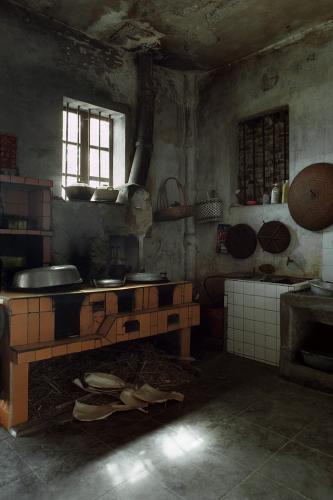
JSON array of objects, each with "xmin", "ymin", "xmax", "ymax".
[
  {"xmin": 125, "ymin": 272, "xmax": 167, "ymax": 283},
  {"xmin": 288, "ymin": 163, "xmax": 333, "ymax": 231},
  {"xmin": 258, "ymin": 221, "xmax": 291, "ymax": 254},
  {"xmin": 225, "ymin": 224, "xmax": 257, "ymax": 259},
  {"xmin": 93, "ymin": 279, "xmax": 123, "ymax": 288}
]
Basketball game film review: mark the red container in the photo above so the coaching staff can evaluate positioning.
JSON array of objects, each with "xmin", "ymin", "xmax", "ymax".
[
  {"xmin": 206, "ymin": 305, "xmax": 224, "ymax": 339},
  {"xmin": 0, "ymin": 134, "xmax": 17, "ymax": 172}
]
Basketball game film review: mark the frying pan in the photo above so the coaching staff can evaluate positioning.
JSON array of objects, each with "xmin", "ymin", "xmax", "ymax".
[
  {"xmin": 225, "ymin": 224, "xmax": 257, "ymax": 259},
  {"xmin": 257, "ymin": 221, "xmax": 291, "ymax": 253}
]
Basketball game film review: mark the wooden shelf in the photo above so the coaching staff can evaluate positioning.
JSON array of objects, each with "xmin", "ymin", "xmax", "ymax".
[
  {"xmin": 0, "ymin": 175, "xmax": 52, "ymax": 187},
  {"xmin": 0, "ymin": 229, "xmax": 52, "ymax": 236}
]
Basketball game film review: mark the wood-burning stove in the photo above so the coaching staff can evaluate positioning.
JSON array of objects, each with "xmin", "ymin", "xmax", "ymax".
[{"xmin": 280, "ymin": 290, "xmax": 333, "ymax": 392}]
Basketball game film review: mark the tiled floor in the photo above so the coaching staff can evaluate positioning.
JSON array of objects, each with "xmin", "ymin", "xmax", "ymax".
[{"xmin": 0, "ymin": 353, "xmax": 332, "ymax": 500}]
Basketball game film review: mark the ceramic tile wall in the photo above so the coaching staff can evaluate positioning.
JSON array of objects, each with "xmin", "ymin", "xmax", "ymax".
[
  {"xmin": 322, "ymin": 227, "xmax": 333, "ymax": 282},
  {"xmin": 225, "ymin": 279, "xmax": 307, "ymax": 366}
]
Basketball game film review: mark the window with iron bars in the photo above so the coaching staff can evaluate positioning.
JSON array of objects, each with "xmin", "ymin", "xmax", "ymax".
[
  {"xmin": 62, "ymin": 103, "xmax": 116, "ymax": 199},
  {"xmin": 238, "ymin": 107, "xmax": 289, "ymax": 205}
]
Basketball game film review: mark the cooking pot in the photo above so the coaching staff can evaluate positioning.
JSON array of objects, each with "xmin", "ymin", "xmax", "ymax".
[
  {"xmin": 92, "ymin": 185, "xmax": 119, "ymax": 202},
  {"xmin": 64, "ymin": 183, "xmax": 95, "ymax": 201},
  {"xmin": 12, "ymin": 265, "xmax": 83, "ymax": 290}
]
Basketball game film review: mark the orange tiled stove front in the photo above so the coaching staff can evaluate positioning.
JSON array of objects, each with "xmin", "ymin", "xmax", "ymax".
[{"xmin": 0, "ymin": 281, "xmax": 200, "ymax": 431}]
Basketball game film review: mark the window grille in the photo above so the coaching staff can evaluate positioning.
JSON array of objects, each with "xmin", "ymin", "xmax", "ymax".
[
  {"xmin": 62, "ymin": 104, "xmax": 113, "ymax": 198},
  {"xmin": 238, "ymin": 107, "xmax": 289, "ymax": 204}
]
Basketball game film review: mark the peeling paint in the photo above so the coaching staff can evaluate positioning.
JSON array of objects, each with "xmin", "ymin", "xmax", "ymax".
[
  {"xmin": 86, "ymin": 5, "xmax": 128, "ymax": 38},
  {"xmin": 110, "ymin": 20, "xmax": 164, "ymax": 50},
  {"xmin": 261, "ymin": 72, "xmax": 279, "ymax": 92},
  {"xmin": 7, "ymin": 0, "xmax": 333, "ymax": 69}
]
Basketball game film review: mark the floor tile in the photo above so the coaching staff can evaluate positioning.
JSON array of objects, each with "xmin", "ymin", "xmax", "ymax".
[
  {"xmin": 238, "ymin": 394, "xmax": 321, "ymax": 438},
  {"xmin": 295, "ymin": 409, "xmax": 333, "ymax": 457},
  {"xmin": 1, "ymin": 353, "xmax": 332, "ymax": 500},
  {"xmin": 81, "ymin": 405, "xmax": 165, "ymax": 432},
  {"xmin": 223, "ymin": 472, "xmax": 307, "ymax": 499},
  {"xmin": 116, "ymin": 423, "xmax": 189, "ymax": 464},
  {"xmin": 7, "ymin": 421, "xmax": 102, "ymax": 471},
  {"xmin": 35, "ymin": 445, "xmax": 137, "ymax": 500},
  {"xmin": 153, "ymin": 405, "xmax": 228, "ymax": 436},
  {"xmin": 0, "ymin": 427, "xmax": 8, "ymax": 441},
  {"xmin": 100, "ymin": 473, "xmax": 184, "ymax": 500},
  {"xmin": 97, "ymin": 416, "xmax": 166, "ymax": 449},
  {"xmin": 209, "ymin": 417, "xmax": 288, "ymax": 469},
  {"xmin": 260, "ymin": 441, "xmax": 333, "ymax": 500},
  {"xmin": 153, "ymin": 386, "xmax": 259, "ymax": 435},
  {"xmin": 151, "ymin": 447, "xmax": 250, "ymax": 500},
  {"xmin": 0, "ymin": 440, "xmax": 32, "ymax": 487},
  {"xmin": 0, "ymin": 473, "xmax": 49, "ymax": 500}
]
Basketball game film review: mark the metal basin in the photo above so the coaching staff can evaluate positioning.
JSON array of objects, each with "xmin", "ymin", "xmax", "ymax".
[
  {"xmin": 64, "ymin": 183, "xmax": 95, "ymax": 201},
  {"xmin": 125, "ymin": 272, "xmax": 168, "ymax": 283},
  {"xmin": 301, "ymin": 350, "xmax": 333, "ymax": 372},
  {"xmin": 13, "ymin": 265, "xmax": 83, "ymax": 290},
  {"xmin": 310, "ymin": 279, "xmax": 333, "ymax": 297},
  {"xmin": 92, "ymin": 278, "xmax": 124, "ymax": 288}
]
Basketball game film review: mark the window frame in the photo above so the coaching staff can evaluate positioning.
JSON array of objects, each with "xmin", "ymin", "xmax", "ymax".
[
  {"xmin": 237, "ymin": 106, "xmax": 289, "ymax": 205},
  {"xmin": 62, "ymin": 104, "xmax": 114, "ymax": 194}
]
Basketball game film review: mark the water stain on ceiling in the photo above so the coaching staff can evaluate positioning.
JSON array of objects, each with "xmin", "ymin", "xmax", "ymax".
[{"xmin": 8, "ymin": 0, "xmax": 333, "ymax": 69}]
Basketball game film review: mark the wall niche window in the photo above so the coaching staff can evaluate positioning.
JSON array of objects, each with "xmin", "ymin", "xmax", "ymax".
[
  {"xmin": 62, "ymin": 98, "xmax": 126, "ymax": 199},
  {"xmin": 238, "ymin": 107, "xmax": 289, "ymax": 205}
]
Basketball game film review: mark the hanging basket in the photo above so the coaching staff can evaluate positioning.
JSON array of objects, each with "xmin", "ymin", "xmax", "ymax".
[
  {"xmin": 154, "ymin": 177, "xmax": 194, "ymax": 222},
  {"xmin": 195, "ymin": 191, "xmax": 223, "ymax": 223}
]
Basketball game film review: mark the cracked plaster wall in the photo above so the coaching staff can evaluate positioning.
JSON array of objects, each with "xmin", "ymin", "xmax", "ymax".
[
  {"xmin": 6, "ymin": 2, "xmax": 333, "ymax": 284},
  {"xmin": 143, "ymin": 67, "xmax": 195, "ymax": 281},
  {"xmin": 195, "ymin": 30, "xmax": 333, "ymax": 280},
  {"xmin": 0, "ymin": 4, "xmax": 189, "ymax": 280}
]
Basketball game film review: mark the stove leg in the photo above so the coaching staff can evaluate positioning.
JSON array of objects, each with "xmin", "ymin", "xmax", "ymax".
[
  {"xmin": 179, "ymin": 327, "xmax": 191, "ymax": 358},
  {"xmin": 8, "ymin": 362, "xmax": 29, "ymax": 429}
]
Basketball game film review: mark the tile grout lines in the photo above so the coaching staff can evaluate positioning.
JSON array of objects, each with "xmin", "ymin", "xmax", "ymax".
[
  {"xmin": 219, "ymin": 438, "xmax": 310, "ymax": 500},
  {"xmin": 206, "ymin": 403, "xmax": 317, "ymax": 499},
  {"xmin": 2, "ymin": 439, "xmax": 43, "ymax": 490},
  {"xmin": 219, "ymin": 417, "xmax": 333, "ymax": 500},
  {"xmin": 234, "ymin": 407, "xmax": 333, "ymax": 459}
]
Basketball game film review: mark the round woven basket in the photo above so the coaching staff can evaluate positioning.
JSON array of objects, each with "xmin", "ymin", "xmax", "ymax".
[
  {"xmin": 288, "ymin": 163, "xmax": 333, "ymax": 231},
  {"xmin": 196, "ymin": 192, "xmax": 223, "ymax": 224}
]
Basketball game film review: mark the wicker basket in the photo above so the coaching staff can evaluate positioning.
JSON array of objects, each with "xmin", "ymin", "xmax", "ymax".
[
  {"xmin": 154, "ymin": 177, "xmax": 194, "ymax": 222},
  {"xmin": 195, "ymin": 191, "xmax": 223, "ymax": 223}
]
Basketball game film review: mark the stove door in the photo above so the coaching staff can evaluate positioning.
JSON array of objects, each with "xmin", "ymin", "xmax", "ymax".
[{"xmin": 54, "ymin": 294, "xmax": 85, "ymax": 340}]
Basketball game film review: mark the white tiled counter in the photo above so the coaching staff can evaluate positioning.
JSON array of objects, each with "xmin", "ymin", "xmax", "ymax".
[{"xmin": 224, "ymin": 279, "xmax": 310, "ymax": 366}]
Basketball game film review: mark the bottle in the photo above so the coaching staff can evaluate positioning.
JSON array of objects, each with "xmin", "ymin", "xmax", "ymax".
[
  {"xmin": 270, "ymin": 183, "xmax": 280, "ymax": 204},
  {"xmin": 262, "ymin": 191, "xmax": 270, "ymax": 205},
  {"xmin": 281, "ymin": 180, "xmax": 289, "ymax": 203}
]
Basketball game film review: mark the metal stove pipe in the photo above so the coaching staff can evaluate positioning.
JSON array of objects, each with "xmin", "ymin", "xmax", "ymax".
[{"xmin": 128, "ymin": 52, "xmax": 154, "ymax": 186}]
